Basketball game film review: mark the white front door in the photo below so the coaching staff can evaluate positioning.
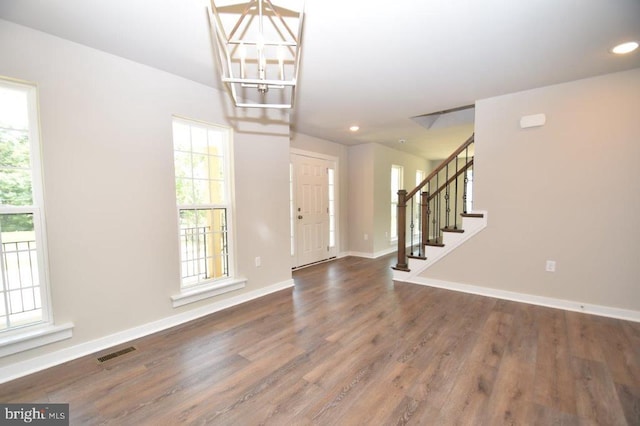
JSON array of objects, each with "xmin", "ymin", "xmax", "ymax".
[{"xmin": 291, "ymin": 154, "xmax": 333, "ymax": 268}]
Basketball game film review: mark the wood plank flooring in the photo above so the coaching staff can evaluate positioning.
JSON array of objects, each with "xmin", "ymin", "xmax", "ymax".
[{"xmin": 1, "ymin": 254, "xmax": 639, "ymax": 424}]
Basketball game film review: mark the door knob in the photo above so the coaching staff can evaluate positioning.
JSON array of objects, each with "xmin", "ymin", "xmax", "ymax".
[{"xmin": 298, "ymin": 215, "xmax": 303, "ymax": 219}]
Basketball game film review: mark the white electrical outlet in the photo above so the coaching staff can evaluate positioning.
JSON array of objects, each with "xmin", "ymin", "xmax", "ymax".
[
  {"xmin": 545, "ymin": 260, "xmax": 556, "ymax": 272},
  {"xmin": 255, "ymin": 256, "xmax": 261, "ymax": 267},
  {"xmin": 364, "ymin": 233, "xmax": 368, "ymax": 241}
]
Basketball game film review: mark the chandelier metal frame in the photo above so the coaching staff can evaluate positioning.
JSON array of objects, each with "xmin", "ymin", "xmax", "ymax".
[{"xmin": 207, "ymin": 0, "xmax": 305, "ymax": 109}]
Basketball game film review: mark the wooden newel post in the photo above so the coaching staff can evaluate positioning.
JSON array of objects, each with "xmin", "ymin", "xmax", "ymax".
[
  {"xmin": 421, "ymin": 191, "xmax": 429, "ymax": 248},
  {"xmin": 395, "ymin": 189, "xmax": 409, "ymax": 271}
]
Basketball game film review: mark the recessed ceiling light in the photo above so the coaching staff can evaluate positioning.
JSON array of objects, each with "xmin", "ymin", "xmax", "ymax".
[
  {"xmin": 611, "ymin": 41, "xmax": 639, "ymax": 55},
  {"xmin": 349, "ymin": 125, "xmax": 360, "ymax": 132}
]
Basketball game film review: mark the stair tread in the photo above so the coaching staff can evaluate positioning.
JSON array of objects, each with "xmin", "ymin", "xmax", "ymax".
[
  {"xmin": 408, "ymin": 254, "xmax": 427, "ymax": 260},
  {"xmin": 442, "ymin": 227, "xmax": 464, "ymax": 233},
  {"xmin": 461, "ymin": 213, "xmax": 484, "ymax": 218},
  {"xmin": 425, "ymin": 242, "xmax": 445, "ymax": 247},
  {"xmin": 391, "ymin": 265, "xmax": 410, "ymax": 272}
]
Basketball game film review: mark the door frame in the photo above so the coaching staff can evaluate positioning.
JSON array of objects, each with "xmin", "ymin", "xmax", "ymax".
[{"xmin": 290, "ymin": 149, "xmax": 340, "ymax": 268}]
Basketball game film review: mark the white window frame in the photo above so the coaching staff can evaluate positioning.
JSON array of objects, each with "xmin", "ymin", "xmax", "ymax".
[
  {"xmin": 0, "ymin": 77, "xmax": 72, "ymax": 357},
  {"xmin": 390, "ymin": 164, "xmax": 404, "ymax": 242},
  {"xmin": 170, "ymin": 116, "xmax": 244, "ymax": 308},
  {"xmin": 416, "ymin": 170, "xmax": 425, "ymax": 189}
]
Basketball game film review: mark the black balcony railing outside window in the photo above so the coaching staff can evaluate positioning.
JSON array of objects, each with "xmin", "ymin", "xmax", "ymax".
[{"xmin": 1, "ymin": 237, "xmax": 41, "ymax": 327}]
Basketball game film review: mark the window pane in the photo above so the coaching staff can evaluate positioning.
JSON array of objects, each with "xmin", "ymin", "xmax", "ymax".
[
  {"xmin": 0, "ymin": 87, "xmax": 29, "ymax": 130},
  {"xmin": 193, "ymin": 179, "xmax": 211, "ymax": 204},
  {"xmin": 0, "ymin": 168, "xmax": 33, "ymax": 205},
  {"xmin": 0, "ymin": 211, "xmax": 34, "ymax": 232},
  {"xmin": 172, "ymin": 122, "xmax": 191, "ymax": 152},
  {"xmin": 0, "ymin": 129, "xmax": 31, "ymax": 168},
  {"xmin": 179, "ymin": 209, "xmax": 196, "ymax": 228},
  {"xmin": 209, "ymin": 156, "xmax": 224, "ymax": 179},
  {"xmin": 191, "ymin": 127, "xmax": 208, "ymax": 154},
  {"xmin": 22, "ymin": 288, "xmax": 35, "ymax": 311},
  {"xmin": 9, "ymin": 290, "xmax": 23, "ymax": 314},
  {"xmin": 9, "ymin": 309, "xmax": 42, "ymax": 328},
  {"xmin": 175, "ymin": 178, "xmax": 194, "ymax": 205},
  {"xmin": 209, "ymin": 181, "xmax": 226, "ymax": 204},
  {"xmin": 34, "ymin": 286, "xmax": 41, "ymax": 308},
  {"xmin": 210, "ymin": 208, "xmax": 227, "ymax": 232},
  {"xmin": 178, "ymin": 208, "xmax": 229, "ymax": 287},
  {"xmin": 0, "ymin": 129, "xmax": 33, "ymax": 206},
  {"xmin": 173, "ymin": 151, "xmax": 192, "ymax": 178},
  {"xmin": 207, "ymin": 130, "xmax": 224, "ymax": 154},
  {"xmin": 192, "ymin": 153, "xmax": 209, "ymax": 179},
  {"xmin": 0, "ymin": 213, "xmax": 41, "ymax": 327}
]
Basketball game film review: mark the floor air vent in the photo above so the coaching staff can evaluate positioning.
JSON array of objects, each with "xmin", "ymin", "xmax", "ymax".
[{"xmin": 97, "ymin": 346, "xmax": 137, "ymax": 363}]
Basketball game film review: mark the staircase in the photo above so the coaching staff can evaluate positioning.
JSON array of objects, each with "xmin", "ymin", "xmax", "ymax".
[{"xmin": 392, "ymin": 134, "xmax": 487, "ymax": 280}]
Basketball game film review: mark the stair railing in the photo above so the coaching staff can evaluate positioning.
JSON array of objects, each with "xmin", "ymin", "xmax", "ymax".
[{"xmin": 394, "ymin": 133, "xmax": 475, "ymax": 271}]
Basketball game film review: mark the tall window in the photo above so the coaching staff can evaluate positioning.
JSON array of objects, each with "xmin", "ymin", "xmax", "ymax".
[
  {"xmin": 172, "ymin": 118, "xmax": 232, "ymax": 288},
  {"xmin": 414, "ymin": 170, "xmax": 425, "ymax": 236},
  {"xmin": 390, "ymin": 165, "xmax": 403, "ymax": 241},
  {"xmin": 465, "ymin": 169, "xmax": 474, "ymax": 213},
  {"xmin": 0, "ymin": 79, "xmax": 50, "ymax": 332},
  {"xmin": 416, "ymin": 170, "xmax": 425, "ymax": 188}
]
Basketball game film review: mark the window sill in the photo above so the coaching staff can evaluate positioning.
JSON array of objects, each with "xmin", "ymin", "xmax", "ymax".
[
  {"xmin": 0, "ymin": 322, "xmax": 74, "ymax": 358},
  {"xmin": 171, "ymin": 277, "xmax": 247, "ymax": 308}
]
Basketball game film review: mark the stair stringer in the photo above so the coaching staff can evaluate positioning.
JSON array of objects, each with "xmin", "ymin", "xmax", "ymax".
[{"xmin": 392, "ymin": 211, "xmax": 488, "ymax": 281}]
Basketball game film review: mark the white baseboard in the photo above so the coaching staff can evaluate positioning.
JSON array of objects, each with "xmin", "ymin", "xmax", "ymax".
[
  {"xmin": 343, "ymin": 247, "xmax": 397, "ymax": 259},
  {"xmin": 401, "ymin": 276, "xmax": 640, "ymax": 323},
  {"xmin": 373, "ymin": 246, "xmax": 397, "ymax": 258},
  {"xmin": 0, "ymin": 279, "xmax": 294, "ymax": 384}
]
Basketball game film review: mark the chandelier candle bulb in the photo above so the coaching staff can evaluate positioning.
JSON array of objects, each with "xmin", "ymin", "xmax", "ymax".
[
  {"xmin": 258, "ymin": 53, "xmax": 267, "ymax": 93},
  {"xmin": 239, "ymin": 42, "xmax": 246, "ymax": 78},
  {"xmin": 278, "ymin": 44, "xmax": 285, "ymax": 80}
]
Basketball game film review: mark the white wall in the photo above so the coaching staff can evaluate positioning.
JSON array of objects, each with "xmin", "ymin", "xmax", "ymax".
[
  {"xmin": 422, "ymin": 68, "xmax": 640, "ymax": 312},
  {"xmin": 372, "ymin": 144, "xmax": 430, "ymax": 254},
  {"xmin": 0, "ymin": 20, "xmax": 292, "ymax": 368},
  {"xmin": 347, "ymin": 143, "xmax": 429, "ymax": 256},
  {"xmin": 347, "ymin": 144, "xmax": 375, "ymax": 254}
]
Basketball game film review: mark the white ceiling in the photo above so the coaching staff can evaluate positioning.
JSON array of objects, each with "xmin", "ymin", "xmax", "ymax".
[{"xmin": 1, "ymin": 0, "xmax": 639, "ymax": 159}]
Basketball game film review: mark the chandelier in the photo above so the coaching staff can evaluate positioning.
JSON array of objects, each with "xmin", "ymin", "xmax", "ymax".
[{"xmin": 207, "ymin": 0, "xmax": 305, "ymax": 109}]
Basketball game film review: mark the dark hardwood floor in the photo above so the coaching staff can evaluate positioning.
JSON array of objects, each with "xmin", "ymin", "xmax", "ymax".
[{"xmin": 1, "ymin": 254, "xmax": 639, "ymax": 424}]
